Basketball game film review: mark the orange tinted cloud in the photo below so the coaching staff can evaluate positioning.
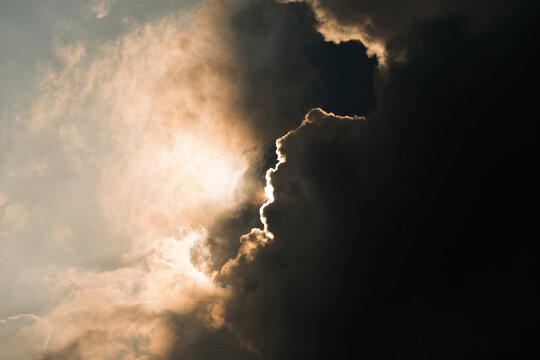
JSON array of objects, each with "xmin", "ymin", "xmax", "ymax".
[{"xmin": 2, "ymin": 2, "xmax": 259, "ymax": 359}]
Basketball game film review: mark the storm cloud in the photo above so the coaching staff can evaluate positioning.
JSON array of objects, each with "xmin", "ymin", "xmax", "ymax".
[
  {"xmin": 216, "ymin": 1, "xmax": 536, "ymax": 359},
  {"xmin": 1, "ymin": 0, "xmax": 536, "ymax": 359}
]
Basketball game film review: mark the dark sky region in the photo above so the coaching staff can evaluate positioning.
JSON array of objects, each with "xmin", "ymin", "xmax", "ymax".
[{"xmin": 0, "ymin": 0, "xmax": 537, "ymax": 359}]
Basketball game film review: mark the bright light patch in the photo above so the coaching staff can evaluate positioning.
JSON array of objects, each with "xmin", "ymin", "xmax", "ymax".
[{"xmin": 0, "ymin": 4, "xmax": 254, "ymax": 358}]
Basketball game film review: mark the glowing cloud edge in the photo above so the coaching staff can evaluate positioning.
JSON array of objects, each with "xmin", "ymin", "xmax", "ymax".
[{"xmin": 220, "ymin": 108, "xmax": 366, "ymax": 274}]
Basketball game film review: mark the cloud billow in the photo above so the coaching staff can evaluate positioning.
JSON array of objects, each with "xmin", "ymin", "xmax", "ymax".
[{"xmin": 215, "ymin": 2, "xmax": 537, "ymax": 359}]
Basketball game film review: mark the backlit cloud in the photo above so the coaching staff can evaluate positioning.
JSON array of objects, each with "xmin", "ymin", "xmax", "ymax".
[
  {"xmin": 1, "ymin": 0, "xmax": 534, "ymax": 359},
  {"xmin": 1, "ymin": 2, "xmax": 258, "ymax": 358},
  {"xmin": 278, "ymin": 0, "xmax": 500, "ymax": 66}
]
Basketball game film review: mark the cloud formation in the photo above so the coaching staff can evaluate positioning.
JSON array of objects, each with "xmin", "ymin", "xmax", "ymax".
[
  {"xmin": 2, "ymin": 2, "xmax": 258, "ymax": 358},
  {"xmin": 279, "ymin": 0, "xmax": 510, "ymax": 65},
  {"xmin": 217, "ymin": 2, "xmax": 537, "ymax": 359},
  {"xmin": 222, "ymin": 108, "xmax": 365, "ymax": 274},
  {"xmin": 2, "ymin": 0, "xmax": 536, "ymax": 359}
]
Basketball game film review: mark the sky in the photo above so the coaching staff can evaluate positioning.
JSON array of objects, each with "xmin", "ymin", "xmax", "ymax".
[{"xmin": 0, "ymin": 0, "xmax": 537, "ymax": 359}]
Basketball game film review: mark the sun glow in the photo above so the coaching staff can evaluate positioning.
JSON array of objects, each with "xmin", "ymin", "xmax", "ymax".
[
  {"xmin": 0, "ymin": 7, "xmax": 257, "ymax": 358},
  {"xmin": 259, "ymin": 141, "xmax": 287, "ymax": 239}
]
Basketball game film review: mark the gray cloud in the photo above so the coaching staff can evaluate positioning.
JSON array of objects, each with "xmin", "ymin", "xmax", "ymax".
[
  {"xmin": 216, "ymin": 2, "xmax": 537, "ymax": 359},
  {"xmin": 2, "ymin": 2, "xmax": 258, "ymax": 358}
]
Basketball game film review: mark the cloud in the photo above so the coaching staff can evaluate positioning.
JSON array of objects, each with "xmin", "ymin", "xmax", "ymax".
[
  {"xmin": 35, "ymin": 229, "xmax": 229, "ymax": 359},
  {"xmin": 197, "ymin": 0, "xmax": 377, "ymax": 276},
  {"xmin": 221, "ymin": 108, "xmax": 365, "ymax": 274},
  {"xmin": 221, "ymin": 0, "xmax": 376, "ymax": 140},
  {"xmin": 1, "ymin": 203, "xmax": 29, "ymax": 233},
  {"xmin": 1, "ymin": 2, "xmax": 259, "ymax": 358},
  {"xmin": 278, "ymin": 0, "xmax": 510, "ymax": 65},
  {"xmin": 217, "ymin": 2, "xmax": 537, "ymax": 358},
  {"xmin": 88, "ymin": 0, "xmax": 115, "ymax": 19},
  {"xmin": 219, "ymin": 106, "xmax": 371, "ymax": 357},
  {"xmin": 0, "ymin": 314, "xmax": 51, "ymax": 359},
  {"xmin": 0, "ymin": 2, "xmax": 376, "ymax": 355},
  {"xmin": 3, "ymin": 0, "xmax": 536, "ymax": 359}
]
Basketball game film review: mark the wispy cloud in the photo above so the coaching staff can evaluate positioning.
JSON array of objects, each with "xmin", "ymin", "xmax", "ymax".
[
  {"xmin": 1, "ymin": 2, "xmax": 258, "ymax": 358},
  {"xmin": 88, "ymin": 0, "xmax": 115, "ymax": 19}
]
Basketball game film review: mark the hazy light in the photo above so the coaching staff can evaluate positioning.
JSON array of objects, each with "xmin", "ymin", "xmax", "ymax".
[{"xmin": 1, "ymin": 3, "xmax": 255, "ymax": 358}]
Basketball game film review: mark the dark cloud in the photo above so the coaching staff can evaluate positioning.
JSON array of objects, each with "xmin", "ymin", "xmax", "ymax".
[
  {"xmin": 205, "ymin": 0, "xmax": 376, "ymax": 272},
  {"xmin": 226, "ymin": 0, "xmax": 376, "ymax": 141},
  {"xmin": 166, "ymin": 316, "xmax": 257, "ymax": 360},
  {"xmin": 279, "ymin": 0, "xmax": 528, "ymax": 64},
  {"xmin": 215, "ymin": 1, "xmax": 537, "ymax": 359}
]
